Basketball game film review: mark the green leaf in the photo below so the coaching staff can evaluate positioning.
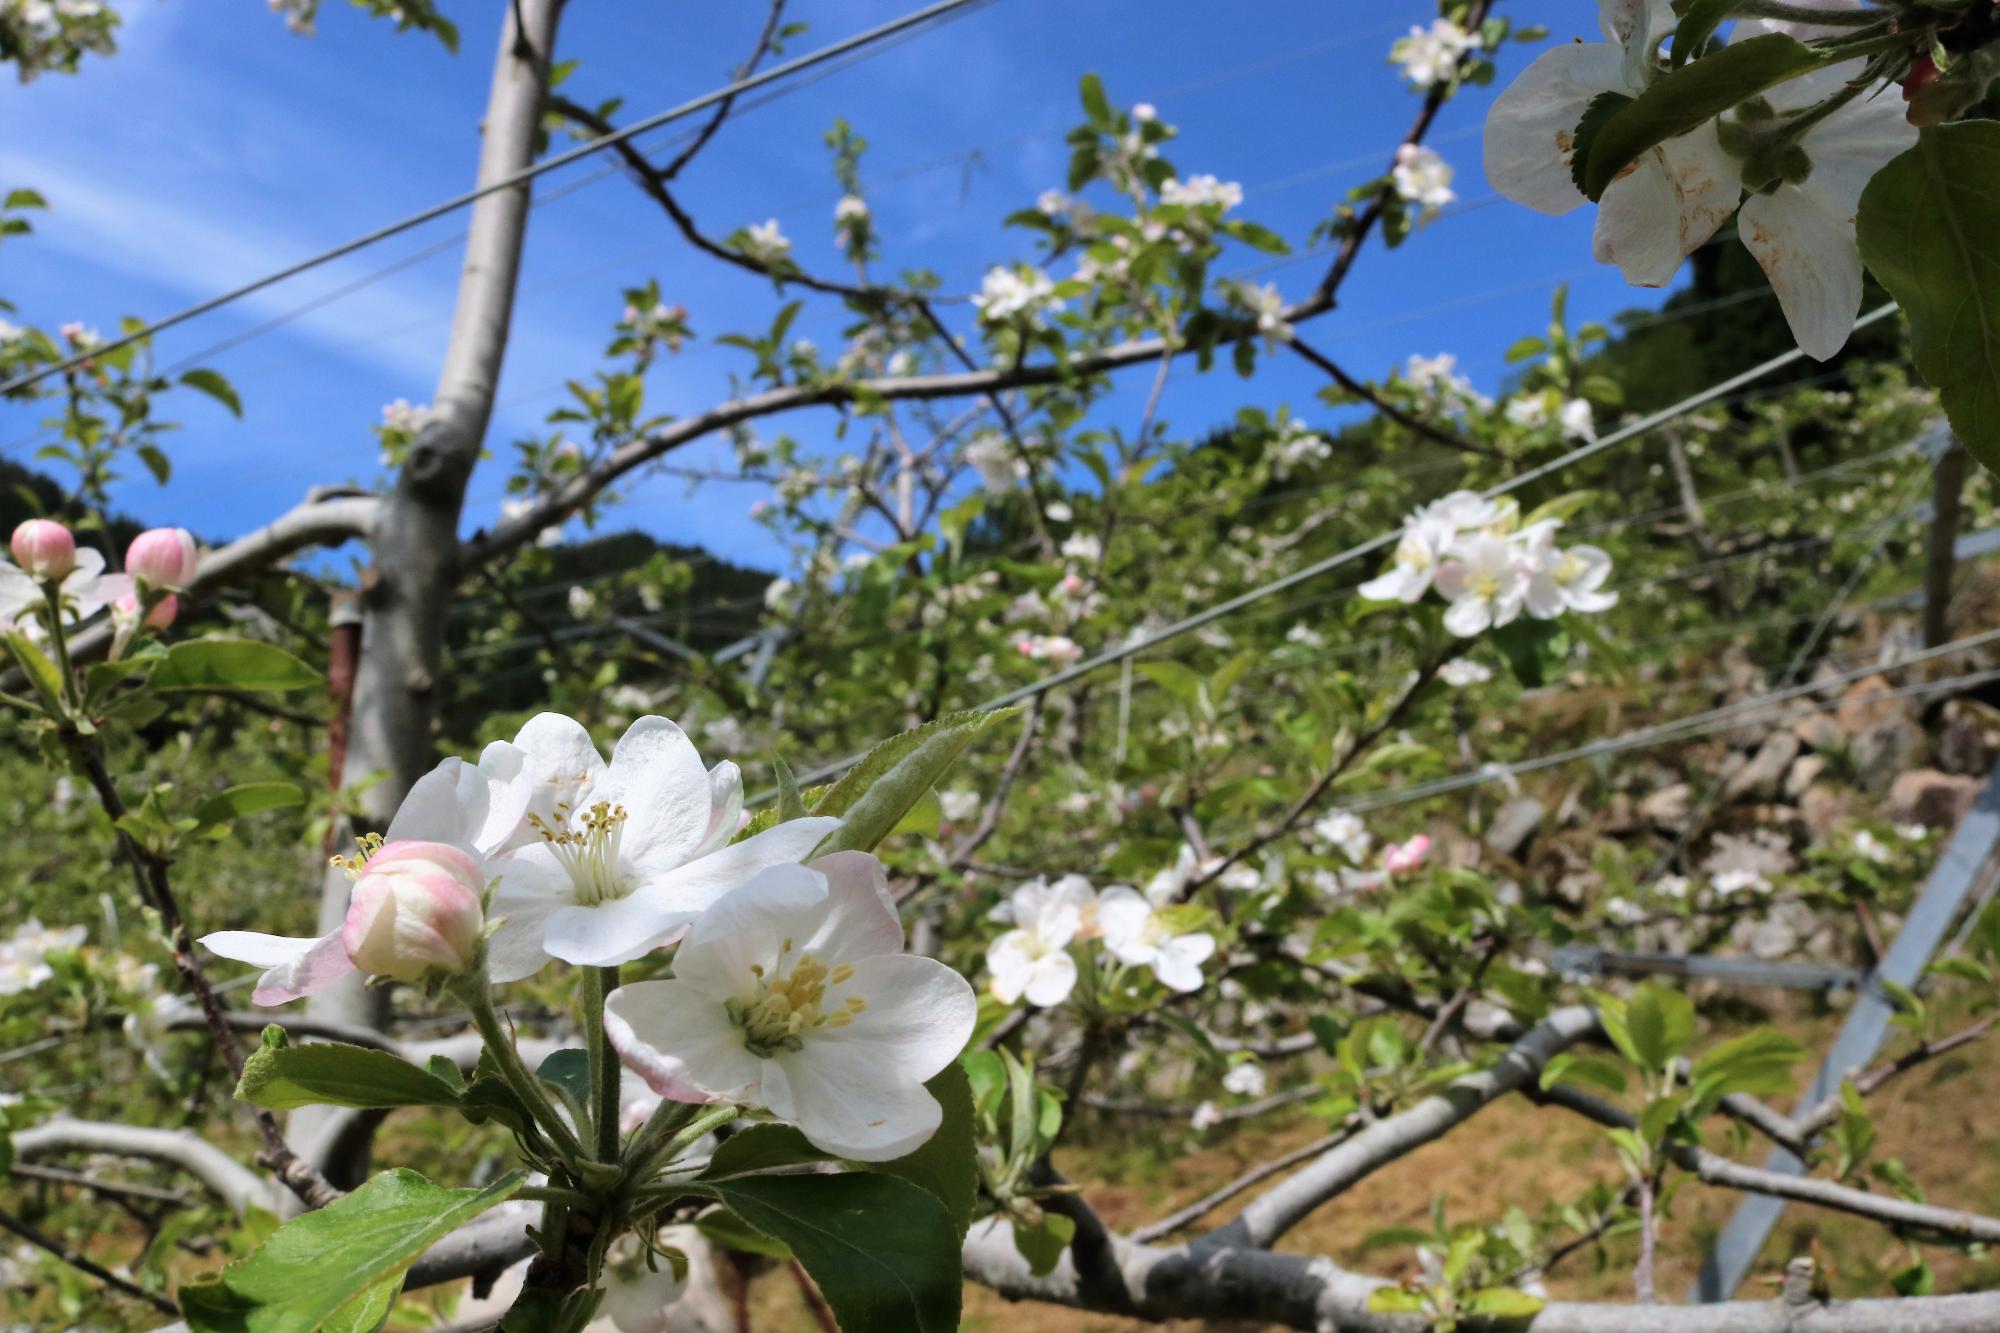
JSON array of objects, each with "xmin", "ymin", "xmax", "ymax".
[
  {"xmin": 868, "ymin": 1064, "xmax": 978, "ymax": 1241},
  {"xmin": 1857, "ymin": 122, "xmax": 2000, "ymax": 473},
  {"xmin": 1010, "ymin": 1211, "xmax": 1075, "ymax": 1277},
  {"xmin": 194, "ymin": 782, "xmax": 306, "ymax": 828},
  {"xmin": 3, "ymin": 188, "xmax": 47, "ymax": 210},
  {"xmin": 1467, "ymin": 1286, "xmax": 1548, "ymax": 1317},
  {"xmin": 152, "ymin": 640, "xmax": 322, "ymax": 694},
  {"xmin": 696, "ymin": 1207, "xmax": 794, "ymax": 1259},
  {"xmin": 1539, "ymin": 1052, "xmax": 1628, "ymax": 1096},
  {"xmin": 1623, "ymin": 983, "xmax": 1696, "ymax": 1069},
  {"xmin": 1580, "ymin": 35, "xmax": 1825, "ymax": 200},
  {"xmin": 1568, "ymin": 90, "xmax": 1633, "ymax": 199},
  {"xmin": 696, "ymin": 1124, "xmax": 832, "ymax": 1179},
  {"xmin": 702, "ymin": 1173, "xmax": 961, "ymax": 1333},
  {"xmin": 1368, "ymin": 1288, "xmax": 1429, "ymax": 1314},
  {"xmin": 180, "ymin": 1168, "xmax": 524, "ymax": 1333},
  {"xmin": 179, "ymin": 368, "xmax": 243, "ymax": 418},
  {"xmin": 809, "ymin": 707, "xmax": 1021, "ymax": 855},
  {"xmin": 773, "ymin": 752, "xmax": 807, "ymax": 822},
  {"xmin": 236, "ymin": 1040, "xmax": 464, "ymax": 1111},
  {"xmin": 1078, "ymin": 72, "xmax": 1111, "ymax": 125},
  {"xmin": 535, "ymin": 1048, "xmax": 591, "ymax": 1119},
  {"xmin": 1669, "ymin": 0, "xmax": 1739, "ymax": 68}
]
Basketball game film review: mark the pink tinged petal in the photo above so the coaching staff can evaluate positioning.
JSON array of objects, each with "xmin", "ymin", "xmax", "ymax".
[
  {"xmin": 669, "ymin": 862, "xmax": 832, "ymax": 996},
  {"xmin": 1739, "ymin": 188, "xmax": 1861, "ymax": 361},
  {"xmin": 771, "ymin": 1046, "xmax": 946, "ymax": 1162},
  {"xmin": 605, "ymin": 979, "xmax": 764, "ymax": 1105},
  {"xmin": 200, "ymin": 930, "xmax": 355, "ymax": 1005},
  {"xmin": 636, "ymin": 816, "xmax": 841, "ymax": 915},
  {"xmin": 1482, "ymin": 43, "xmax": 1625, "ymax": 217},
  {"xmin": 544, "ymin": 893, "xmax": 694, "ymax": 968},
  {"xmin": 1433, "ymin": 561, "xmax": 1470, "ymax": 600},
  {"xmin": 693, "ymin": 761, "xmax": 745, "ymax": 858}
]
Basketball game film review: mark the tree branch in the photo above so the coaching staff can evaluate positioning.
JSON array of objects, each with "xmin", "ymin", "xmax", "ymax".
[
  {"xmin": 13, "ymin": 1117, "xmax": 275, "ymax": 1215},
  {"xmin": 0, "ymin": 1203, "xmax": 179, "ymax": 1317},
  {"xmin": 1287, "ymin": 334, "xmax": 1505, "ymax": 460}
]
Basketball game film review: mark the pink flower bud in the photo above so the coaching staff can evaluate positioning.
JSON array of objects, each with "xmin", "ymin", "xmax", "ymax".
[
  {"xmin": 125, "ymin": 527, "xmax": 199, "ymax": 591},
  {"xmin": 341, "ymin": 840, "xmax": 485, "ymax": 983},
  {"xmin": 10, "ymin": 519, "xmax": 75, "ymax": 581},
  {"xmin": 143, "ymin": 594, "xmax": 177, "ymax": 630},
  {"xmin": 1382, "ymin": 835, "xmax": 1431, "ymax": 876}
]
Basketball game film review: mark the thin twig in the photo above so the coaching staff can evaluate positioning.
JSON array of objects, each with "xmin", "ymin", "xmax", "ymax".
[
  {"xmin": 1287, "ymin": 335, "xmax": 1505, "ymax": 460},
  {"xmin": 1132, "ymin": 1126, "xmax": 1356, "ymax": 1242},
  {"xmin": 0, "ymin": 1204, "xmax": 179, "ymax": 1317}
]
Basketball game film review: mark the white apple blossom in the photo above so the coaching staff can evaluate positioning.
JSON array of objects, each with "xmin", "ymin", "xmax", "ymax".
[
  {"xmin": 599, "ymin": 1232, "xmax": 687, "ymax": 1333},
  {"xmin": 1045, "ymin": 500, "xmax": 1074, "ymax": 523},
  {"xmin": 1286, "ymin": 622, "xmax": 1325, "ymax": 649},
  {"xmin": 1557, "ymin": 397, "xmax": 1596, "ymax": 441},
  {"xmin": 1358, "ymin": 507, "xmax": 1455, "ymax": 604},
  {"xmin": 1439, "ymin": 657, "xmax": 1494, "ymax": 688},
  {"xmin": 1519, "ymin": 522, "xmax": 1619, "ymax": 618},
  {"xmin": 939, "ymin": 788, "xmax": 981, "ymax": 823},
  {"xmin": 1391, "ymin": 144, "xmax": 1456, "ymax": 218},
  {"xmin": 1391, "ymin": 18, "xmax": 1479, "ymax": 89},
  {"xmin": 833, "ymin": 194, "xmax": 869, "ymax": 226},
  {"xmin": 987, "ymin": 874, "xmax": 1095, "ymax": 1007},
  {"xmin": 1728, "ymin": 21, "xmax": 1917, "ymax": 359},
  {"xmin": 1712, "ymin": 869, "xmax": 1773, "ymax": 897},
  {"xmin": 605, "ymin": 853, "xmax": 976, "ymax": 1161},
  {"xmin": 1851, "ymin": 830, "xmax": 1892, "ymax": 865},
  {"xmin": 485, "ymin": 714, "xmax": 837, "ymax": 975},
  {"xmin": 971, "ymin": 264, "xmax": 1061, "ymax": 325},
  {"xmin": 0, "ymin": 919, "xmax": 85, "ymax": 995},
  {"xmin": 1159, "ymin": 174, "xmax": 1243, "ymax": 211},
  {"xmin": 1504, "ymin": 394, "xmax": 1551, "ymax": 430},
  {"xmin": 1311, "ymin": 811, "xmax": 1373, "ymax": 864},
  {"xmin": 1222, "ymin": 1061, "xmax": 1267, "ymax": 1098},
  {"xmin": 742, "ymin": 218, "xmax": 790, "ymax": 263},
  {"xmin": 1036, "ymin": 188, "xmax": 1070, "ymax": 216},
  {"xmin": 1484, "ymin": 0, "xmax": 1741, "ymax": 288},
  {"xmin": 1131, "ymin": 102, "xmax": 1157, "ymax": 123},
  {"xmin": 1095, "ymin": 880, "xmax": 1213, "ymax": 993},
  {"xmin": 1269, "ymin": 421, "xmax": 1332, "ymax": 478},
  {"xmin": 1016, "ymin": 633, "xmax": 1083, "ymax": 667},
  {"xmin": 0, "ymin": 544, "xmax": 119, "ymax": 634},
  {"xmin": 1190, "ymin": 1100, "xmax": 1222, "ymax": 1131},
  {"xmin": 964, "ymin": 430, "xmax": 1022, "ymax": 493},
  {"xmin": 1436, "ymin": 534, "xmax": 1529, "ymax": 636},
  {"xmin": 1061, "ymin": 532, "xmax": 1103, "ymax": 563}
]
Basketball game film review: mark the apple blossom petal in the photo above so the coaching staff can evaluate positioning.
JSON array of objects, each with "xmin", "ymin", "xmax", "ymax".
[
  {"xmin": 1797, "ymin": 94, "xmax": 1918, "ymax": 221},
  {"xmin": 512, "ymin": 711, "xmax": 606, "ymax": 813},
  {"xmin": 602, "ymin": 716, "xmax": 715, "ymax": 869},
  {"xmin": 201, "ymin": 930, "xmax": 356, "ymax": 1006},
  {"xmin": 693, "ymin": 761, "xmax": 746, "ymax": 858},
  {"xmin": 485, "ymin": 847, "xmax": 575, "ymax": 983},
  {"xmin": 1739, "ymin": 187, "xmax": 1862, "ymax": 361},
  {"xmin": 796, "ymin": 851, "xmax": 905, "ymax": 961},
  {"xmin": 606, "ymin": 979, "xmax": 764, "ymax": 1105},
  {"xmin": 1482, "ymin": 43, "xmax": 1626, "ymax": 217},
  {"xmin": 1443, "ymin": 595, "xmax": 1494, "ymax": 638},
  {"xmin": 668, "ymin": 862, "xmax": 832, "ymax": 996},
  {"xmin": 1024, "ymin": 951, "xmax": 1079, "ymax": 1008},
  {"xmin": 772, "ymin": 1046, "xmax": 946, "ymax": 1161},
  {"xmin": 1593, "ymin": 127, "xmax": 1740, "ymax": 288},
  {"xmin": 1596, "ymin": 0, "xmax": 1673, "ymax": 47},
  {"xmin": 544, "ymin": 893, "xmax": 692, "ymax": 968},
  {"xmin": 635, "ymin": 815, "xmax": 840, "ymax": 909},
  {"xmin": 817, "ymin": 954, "xmax": 976, "ymax": 1082}
]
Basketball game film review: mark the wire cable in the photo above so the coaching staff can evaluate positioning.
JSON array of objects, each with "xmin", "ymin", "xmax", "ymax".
[{"xmin": 0, "ymin": 0, "xmax": 1001, "ymax": 399}]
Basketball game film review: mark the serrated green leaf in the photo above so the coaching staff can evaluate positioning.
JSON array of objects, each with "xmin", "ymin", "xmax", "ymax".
[
  {"xmin": 702, "ymin": 1173, "xmax": 962, "ymax": 1333},
  {"xmin": 180, "ymin": 1168, "xmax": 523, "ymax": 1333},
  {"xmin": 1857, "ymin": 122, "xmax": 2000, "ymax": 474},
  {"xmin": 235, "ymin": 1041, "xmax": 463, "ymax": 1111},
  {"xmin": 809, "ymin": 707, "xmax": 1021, "ymax": 855},
  {"xmin": 152, "ymin": 640, "xmax": 321, "ymax": 694}
]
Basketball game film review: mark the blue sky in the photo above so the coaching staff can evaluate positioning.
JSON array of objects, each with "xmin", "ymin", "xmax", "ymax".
[{"xmin": 0, "ymin": 0, "xmax": 1663, "ymax": 575}]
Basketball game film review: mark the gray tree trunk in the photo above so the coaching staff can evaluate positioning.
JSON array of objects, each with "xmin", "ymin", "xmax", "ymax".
[{"xmin": 295, "ymin": 0, "xmax": 564, "ymax": 1181}]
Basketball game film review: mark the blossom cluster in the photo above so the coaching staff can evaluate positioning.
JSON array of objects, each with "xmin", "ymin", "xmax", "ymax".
[
  {"xmin": 201, "ymin": 713, "xmax": 977, "ymax": 1160},
  {"xmin": 0, "ymin": 918, "xmax": 84, "ymax": 995},
  {"xmin": 1391, "ymin": 17, "xmax": 1480, "ymax": 89},
  {"xmin": 0, "ymin": 519, "xmax": 193, "ymax": 651},
  {"xmin": 1484, "ymin": 0, "xmax": 1915, "ymax": 360},
  {"xmin": 1359, "ymin": 490, "xmax": 1616, "ymax": 637},
  {"xmin": 985, "ymin": 867, "xmax": 1215, "ymax": 1006}
]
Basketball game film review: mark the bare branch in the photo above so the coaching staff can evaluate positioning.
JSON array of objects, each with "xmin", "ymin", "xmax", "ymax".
[
  {"xmin": 1287, "ymin": 335, "xmax": 1505, "ymax": 461},
  {"xmin": 14, "ymin": 1117, "xmax": 275, "ymax": 1215},
  {"xmin": 0, "ymin": 1203, "xmax": 179, "ymax": 1317}
]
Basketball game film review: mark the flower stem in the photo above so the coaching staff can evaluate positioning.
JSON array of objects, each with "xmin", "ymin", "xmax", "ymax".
[
  {"xmin": 582, "ymin": 964, "xmax": 622, "ymax": 1163},
  {"xmin": 41, "ymin": 586, "xmax": 80, "ymax": 713},
  {"xmin": 462, "ymin": 979, "xmax": 590, "ymax": 1166},
  {"xmin": 632, "ymin": 1102, "xmax": 740, "ymax": 1183}
]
